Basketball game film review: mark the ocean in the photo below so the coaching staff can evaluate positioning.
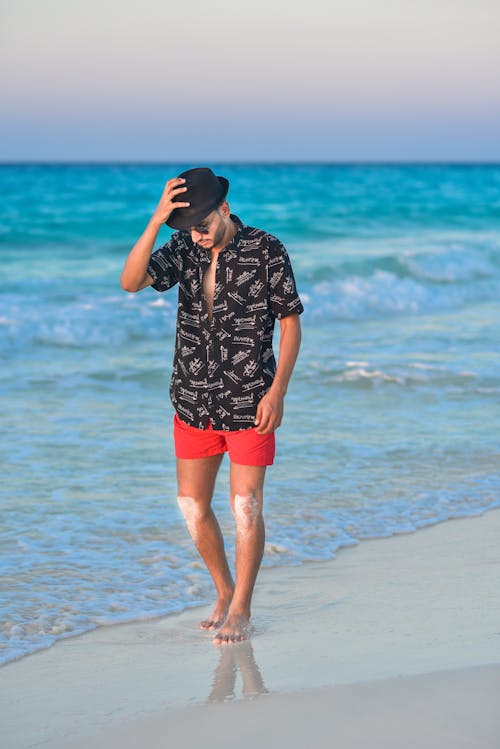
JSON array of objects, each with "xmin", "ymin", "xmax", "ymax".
[{"xmin": 1, "ymin": 163, "xmax": 499, "ymax": 665}]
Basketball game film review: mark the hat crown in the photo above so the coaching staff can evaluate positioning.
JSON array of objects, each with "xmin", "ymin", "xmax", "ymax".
[{"xmin": 167, "ymin": 167, "xmax": 229, "ymax": 230}]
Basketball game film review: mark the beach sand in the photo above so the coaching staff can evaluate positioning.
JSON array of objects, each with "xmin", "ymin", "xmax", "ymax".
[{"xmin": 2, "ymin": 510, "xmax": 500, "ymax": 749}]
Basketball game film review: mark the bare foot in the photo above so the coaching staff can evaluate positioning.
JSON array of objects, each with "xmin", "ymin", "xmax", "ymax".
[
  {"xmin": 213, "ymin": 613, "xmax": 253, "ymax": 645},
  {"xmin": 200, "ymin": 597, "xmax": 232, "ymax": 630}
]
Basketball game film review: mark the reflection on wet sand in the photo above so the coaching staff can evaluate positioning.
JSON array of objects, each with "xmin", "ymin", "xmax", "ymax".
[{"xmin": 207, "ymin": 641, "xmax": 268, "ymax": 703}]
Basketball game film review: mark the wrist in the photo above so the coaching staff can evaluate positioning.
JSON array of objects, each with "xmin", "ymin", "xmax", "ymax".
[
  {"xmin": 149, "ymin": 214, "xmax": 164, "ymax": 232},
  {"xmin": 270, "ymin": 381, "xmax": 287, "ymax": 398}
]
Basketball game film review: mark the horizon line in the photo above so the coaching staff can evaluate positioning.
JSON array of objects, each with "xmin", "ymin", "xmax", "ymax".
[{"xmin": 1, "ymin": 159, "xmax": 500, "ymax": 167}]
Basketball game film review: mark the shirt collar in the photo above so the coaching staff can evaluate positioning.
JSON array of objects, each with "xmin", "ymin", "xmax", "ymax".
[{"xmin": 222, "ymin": 214, "xmax": 243, "ymax": 253}]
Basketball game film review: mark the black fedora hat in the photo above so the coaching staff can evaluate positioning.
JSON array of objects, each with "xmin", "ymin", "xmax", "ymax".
[{"xmin": 167, "ymin": 167, "xmax": 229, "ymax": 230}]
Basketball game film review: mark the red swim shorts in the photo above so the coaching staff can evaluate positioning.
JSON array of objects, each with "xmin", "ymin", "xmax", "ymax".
[{"xmin": 173, "ymin": 413, "xmax": 275, "ymax": 466}]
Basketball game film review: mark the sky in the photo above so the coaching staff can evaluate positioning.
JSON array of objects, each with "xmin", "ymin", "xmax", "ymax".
[{"xmin": 1, "ymin": 0, "xmax": 499, "ymax": 162}]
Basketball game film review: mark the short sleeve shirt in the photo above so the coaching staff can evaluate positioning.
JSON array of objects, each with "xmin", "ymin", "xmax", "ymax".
[{"xmin": 147, "ymin": 215, "xmax": 304, "ymax": 431}]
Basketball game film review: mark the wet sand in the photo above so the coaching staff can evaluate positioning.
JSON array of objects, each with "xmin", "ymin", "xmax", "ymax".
[{"xmin": 2, "ymin": 510, "xmax": 500, "ymax": 749}]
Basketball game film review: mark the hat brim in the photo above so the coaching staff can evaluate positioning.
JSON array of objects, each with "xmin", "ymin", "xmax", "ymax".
[{"xmin": 166, "ymin": 176, "xmax": 229, "ymax": 230}]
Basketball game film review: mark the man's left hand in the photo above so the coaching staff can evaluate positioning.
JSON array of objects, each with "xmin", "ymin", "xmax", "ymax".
[{"xmin": 254, "ymin": 390, "xmax": 284, "ymax": 434}]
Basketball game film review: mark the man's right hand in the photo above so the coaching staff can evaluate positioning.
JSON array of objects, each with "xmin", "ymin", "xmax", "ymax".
[
  {"xmin": 151, "ymin": 177, "xmax": 190, "ymax": 226},
  {"xmin": 121, "ymin": 177, "xmax": 190, "ymax": 292}
]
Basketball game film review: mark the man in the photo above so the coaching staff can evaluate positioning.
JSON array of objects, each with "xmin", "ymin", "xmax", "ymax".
[{"xmin": 121, "ymin": 168, "xmax": 303, "ymax": 644}]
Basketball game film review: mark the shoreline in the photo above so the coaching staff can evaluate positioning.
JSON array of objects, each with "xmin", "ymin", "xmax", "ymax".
[
  {"xmin": 2, "ymin": 509, "xmax": 500, "ymax": 748},
  {"xmin": 3, "ymin": 507, "xmax": 498, "ymax": 671}
]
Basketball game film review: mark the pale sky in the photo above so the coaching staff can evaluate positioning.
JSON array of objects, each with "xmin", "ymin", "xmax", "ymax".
[{"xmin": 1, "ymin": 0, "xmax": 499, "ymax": 161}]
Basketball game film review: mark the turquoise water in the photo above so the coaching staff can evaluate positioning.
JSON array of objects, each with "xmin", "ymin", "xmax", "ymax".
[{"xmin": 1, "ymin": 164, "xmax": 499, "ymax": 664}]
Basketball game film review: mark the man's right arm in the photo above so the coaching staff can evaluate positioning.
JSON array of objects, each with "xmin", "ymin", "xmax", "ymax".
[{"xmin": 120, "ymin": 177, "xmax": 189, "ymax": 293}]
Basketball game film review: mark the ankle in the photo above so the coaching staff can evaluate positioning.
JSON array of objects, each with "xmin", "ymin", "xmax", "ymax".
[
  {"xmin": 217, "ymin": 586, "xmax": 234, "ymax": 604},
  {"xmin": 226, "ymin": 602, "xmax": 251, "ymax": 620}
]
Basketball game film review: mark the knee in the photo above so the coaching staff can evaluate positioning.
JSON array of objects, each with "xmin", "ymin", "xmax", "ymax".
[
  {"xmin": 233, "ymin": 492, "xmax": 262, "ymax": 531},
  {"xmin": 177, "ymin": 495, "xmax": 207, "ymax": 537}
]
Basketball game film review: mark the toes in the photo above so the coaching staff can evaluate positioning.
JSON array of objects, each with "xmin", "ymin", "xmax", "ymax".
[
  {"xmin": 213, "ymin": 632, "xmax": 230, "ymax": 645},
  {"xmin": 201, "ymin": 618, "xmax": 224, "ymax": 630},
  {"xmin": 213, "ymin": 630, "xmax": 246, "ymax": 645}
]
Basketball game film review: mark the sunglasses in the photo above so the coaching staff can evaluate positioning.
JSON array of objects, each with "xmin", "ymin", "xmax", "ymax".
[
  {"xmin": 191, "ymin": 222, "xmax": 210, "ymax": 235},
  {"xmin": 184, "ymin": 210, "xmax": 218, "ymax": 235}
]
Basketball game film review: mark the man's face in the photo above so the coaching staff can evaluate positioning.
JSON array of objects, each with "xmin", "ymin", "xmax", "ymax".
[{"xmin": 189, "ymin": 207, "xmax": 227, "ymax": 250}]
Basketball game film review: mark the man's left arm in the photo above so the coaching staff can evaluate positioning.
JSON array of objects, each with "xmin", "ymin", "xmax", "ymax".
[{"xmin": 254, "ymin": 314, "xmax": 302, "ymax": 435}]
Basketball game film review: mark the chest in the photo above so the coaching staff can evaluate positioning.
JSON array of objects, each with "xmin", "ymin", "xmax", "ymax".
[
  {"xmin": 182, "ymin": 250, "xmax": 268, "ymax": 321},
  {"xmin": 202, "ymin": 254, "xmax": 219, "ymax": 321}
]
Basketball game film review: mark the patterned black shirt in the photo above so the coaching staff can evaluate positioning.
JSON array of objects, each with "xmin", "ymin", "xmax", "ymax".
[{"xmin": 147, "ymin": 216, "xmax": 304, "ymax": 431}]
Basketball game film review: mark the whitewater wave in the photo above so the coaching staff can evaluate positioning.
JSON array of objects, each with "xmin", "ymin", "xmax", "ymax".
[
  {"xmin": 2, "ymin": 249, "xmax": 499, "ymax": 351},
  {"xmin": 306, "ymin": 269, "xmax": 498, "ymax": 320}
]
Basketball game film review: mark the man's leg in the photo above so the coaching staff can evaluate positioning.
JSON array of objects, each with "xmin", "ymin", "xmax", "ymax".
[
  {"xmin": 176, "ymin": 455, "xmax": 235, "ymax": 629},
  {"xmin": 214, "ymin": 463, "xmax": 266, "ymax": 644}
]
